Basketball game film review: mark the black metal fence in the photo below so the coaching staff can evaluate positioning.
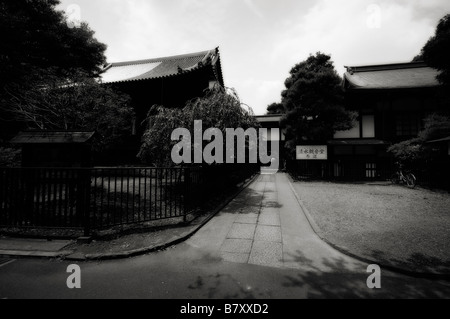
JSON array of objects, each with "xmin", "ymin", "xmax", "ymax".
[
  {"xmin": 286, "ymin": 159, "xmax": 393, "ymax": 181},
  {"xmin": 0, "ymin": 165, "xmax": 258, "ymax": 235},
  {"xmin": 286, "ymin": 158, "xmax": 450, "ymax": 191},
  {"xmin": 413, "ymin": 160, "xmax": 450, "ymax": 191}
]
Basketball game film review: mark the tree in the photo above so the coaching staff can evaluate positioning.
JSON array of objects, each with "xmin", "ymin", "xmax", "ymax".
[
  {"xmin": 138, "ymin": 106, "xmax": 185, "ymax": 166},
  {"xmin": 0, "ymin": 0, "xmax": 135, "ymax": 159},
  {"xmin": 277, "ymin": 52, "xmax": 356, "ymax": 157},
  {"xmin": 138, "ymin": 89, "xmax": 260, "ymax": 166},
  {"xmin": 266, "ymin": 102, "xmax": 285, "ymax": 115},
  {"xmin": 4, "ymin": 71, "xmax": 134, "ymax": 153},
  {"xmin": 416, "ymin": 14, "xmax": 450, "ymax": 86},
  {"xmin": 0, "ymin": 0, "xmax": 106, "ymax": 89},
  {"xmin": 391, "ymin": 14, "xmax": 450, "ymax": 165},
  {"xmin": 0, "ymin": 0, "xmax": 110, "ymax": 143},
  {"xmin": 417, "ymin": 14, "xmax": 450, "ymax": 112}
]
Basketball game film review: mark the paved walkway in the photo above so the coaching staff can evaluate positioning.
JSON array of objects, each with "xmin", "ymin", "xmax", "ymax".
[{"xmin": 186, "ymin": 173, "xmax": 364, "ymax": 271}]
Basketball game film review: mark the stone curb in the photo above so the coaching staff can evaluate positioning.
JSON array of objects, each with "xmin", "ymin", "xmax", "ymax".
[
  {"xmin": 286, "ymin": 174, "xmax": 450, "ymax": 281},
  {"xmin": 0, "ymin": 250, "xmax": 73, "ymax": 259}
]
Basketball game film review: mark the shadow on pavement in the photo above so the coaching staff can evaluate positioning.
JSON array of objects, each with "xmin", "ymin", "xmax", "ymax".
[
  {"xmin": 182, "ymin": 247, "xmax": 450, "ymax": 298},
  {"xmin": 282, "ymin": 250, "xmax": 450, "ymax": 298},
  {"xmin": 217, "ymin": 177, "xmax": 283, "ymax": 215},
  {"xmin": 188, "ymin": 273, "xmax": 263, "ymax": 299},
  {"xmin": 368, "ymin": 250, "xmax": 450, "ymax": 276}
]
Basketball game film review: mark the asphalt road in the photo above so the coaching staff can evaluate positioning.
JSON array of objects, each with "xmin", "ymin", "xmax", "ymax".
[{"xmin": 1, "ymin": 233, "xmax": 450, "ymax": 299}]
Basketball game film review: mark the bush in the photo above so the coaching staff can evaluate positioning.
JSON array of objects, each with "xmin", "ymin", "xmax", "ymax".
[
  {"xmin": 0, "ymin": 146, "xmax": 21, "ymax": 167},
  {"xmin": 138, "ymin": 88, "xmax": 259, "ymax": 166}
]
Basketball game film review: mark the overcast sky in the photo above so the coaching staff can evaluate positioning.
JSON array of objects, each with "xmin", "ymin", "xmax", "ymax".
[{"xmin": 58, "ymin": 0, "xmax": 450, "ymax": 115}]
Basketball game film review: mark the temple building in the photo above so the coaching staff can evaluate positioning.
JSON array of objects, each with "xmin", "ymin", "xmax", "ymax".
[
  {"xmin": 329, "ymin": 61, "xmax": 441, "ymax": 179},
  {"xmin": 98, "ymin": 47, "xmax": 225, "ymax": 163}
]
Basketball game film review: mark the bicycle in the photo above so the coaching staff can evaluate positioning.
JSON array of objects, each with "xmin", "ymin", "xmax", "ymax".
[{"xmin": 390, "ymin": 164, "xmax": 417, "ymax": 188}]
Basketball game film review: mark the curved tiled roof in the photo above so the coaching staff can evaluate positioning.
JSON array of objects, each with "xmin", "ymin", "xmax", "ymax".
[
  {"xmin": 11, "ymin": 131, "xmax": 96, "ymax": 144},
  {"xmin": 328, "ymin": 139, "xmax": 388, "ymax": 145},
  {"xmin": 100, "ymin": 48, "xmax": 223, "ymax": 85},
  {"xmin": 343, "ymin": 62, "xmax": 440, "ymax": 90}
]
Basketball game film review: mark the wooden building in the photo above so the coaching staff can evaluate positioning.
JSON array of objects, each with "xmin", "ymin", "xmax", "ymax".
[
  {"xmin": 329, "ymin": 61, "xmax": 442, "ymax": 180},
  {"xmin": 254, "ymin": 114, "xmax": 286, "ymax": 171},
  {"xmin": 10, "ymin": 131, "xmax": 96, "ymax": 167},
  {"xmin": 287, "ymin": 61, "xmax": 448, "ymax": 181}
]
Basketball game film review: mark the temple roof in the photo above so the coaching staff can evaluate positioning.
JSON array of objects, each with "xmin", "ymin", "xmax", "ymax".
[
  {"xmin": 343, "ymin": 62, "xmax": 440, "ymax": 90},
  {"xmin": 10, "ymin": 131, "xmax": 96, "ymax": 144},
  {"xmin": 100, "ymin": 47, "xmax": 223, "ymax": 85}
]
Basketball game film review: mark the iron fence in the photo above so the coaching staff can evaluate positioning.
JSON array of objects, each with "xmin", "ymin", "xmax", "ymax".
[
  {"xmin": 0, "ymin": 167, "xmax": 202, "ymax": 235},
  {"xmin": 286, "ymin": 159, "xmax": 393, "ymax": 181},
  {"xmin": 0, "ymin": 165, "xmax": 258, "ymax": 236},
  {"xmin": 413, "ymin": 160, "xmax": 450, "ymax": 191}
]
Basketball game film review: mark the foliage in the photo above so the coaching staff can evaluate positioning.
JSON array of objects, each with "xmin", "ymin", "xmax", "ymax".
[
  {"xmin": 418, "ymin": 113, "xmax": 450, "ymax": 141},
  {"xmin": 388, "ymin": 113, "xmax": 450, "ymax": 164},
  {"xmin": 138, "ymin": 106, "xmax": 184, "ymax": 166},
  {"xmin": 0, "ymin": 0, "xmax": 134, "ymax": 153},
  {"xmin": 412, "ymin": 54, "xmax": 424, "ymax": 62},
  {"xmin": 417, "ymin": 14, "xmax": 450, "ymax": 86},
  {"xmin": 387, "ymin": 138, "xmax": 425, "ymax": 164},
  {"xmin": 4, "ymin": 71, "xmax": 134, "ymax": 152},
  {"xmin": 266, "ymin": 102, "xmax": 285, "ymax": 115},
  {"xmin": 0, "ymin": 0, "xmax": 106, "ymax": 90},
  {"xmin": 413, "ymin": 14, "xmax": 450, "ymax": 109},
  {"xmin": 138, "ymin": 89, "xmax": 260, "ymax": 166},
  {"xmin": 0, "ymin": 147, "xmax": 21, "ymax": 167},
  {"xmin": 277, "ymin": 52, "xmax": 356, "ymax": 158},
  {"xmin": 400, "ymin": 15, "xmax": 450, "ymax": 166}
]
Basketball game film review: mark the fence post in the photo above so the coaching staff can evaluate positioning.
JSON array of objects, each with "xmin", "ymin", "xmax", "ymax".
[
  {"xmin": 23, "ymin": 168, "xmax": 35, "ymax": 226},
  {"xmin": 82, "ymin": 169, "xmax": 91, "ymax": 236},
  {"xmin": 183, "ymin": 167, "xmax": 190, "ymax": 223}
]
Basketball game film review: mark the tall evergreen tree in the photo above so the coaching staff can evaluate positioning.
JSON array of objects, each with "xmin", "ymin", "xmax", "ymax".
[
  {"xmin": 0, "ymin": 0, "xmax": 106, "ymax": 89},
  {"xmin": 278, "ymin": 52, "xmax": 356, "ymax": 157},
  {"xmin": 0, "ymin": 0, "xmax": 133, "ymax": 155},
  {"xmin": 418, "ymin": 14, "xmax": 450, "ymax": 86},
  {"xmin": 391, "ymin": 14, "xmax": 450, "ymax": 165}
]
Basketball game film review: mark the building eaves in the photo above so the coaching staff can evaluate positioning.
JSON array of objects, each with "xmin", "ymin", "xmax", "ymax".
[
  {"xmin": 343, "ymin": 62, "xmax": 440, "ymax": 90},
  {"xmin": 10, "ymin": 131, "xmax": 96, "ymax": 144},
  {"xmin": 100, "ymin": 48, "xmax": 223, "ymax": 85}
]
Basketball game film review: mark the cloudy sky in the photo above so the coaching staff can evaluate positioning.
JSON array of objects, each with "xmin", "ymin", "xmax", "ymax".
[{"xmin": 58, "ymin": 0, "xmax": 450, "ymax": 115}]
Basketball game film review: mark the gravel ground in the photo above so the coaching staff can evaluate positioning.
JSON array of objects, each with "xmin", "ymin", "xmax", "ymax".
[{"xmin": 292, "ymin": 181, "xmax": 450, "ymax": 274}]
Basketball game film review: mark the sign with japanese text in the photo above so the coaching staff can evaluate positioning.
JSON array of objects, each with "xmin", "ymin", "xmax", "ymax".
[{"xmin": 296, "ymin": 145, "xmax": 328, "ymax": 160}]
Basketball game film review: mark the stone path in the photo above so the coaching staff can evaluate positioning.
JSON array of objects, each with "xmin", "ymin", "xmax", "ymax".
[{"xmin": 186, "ymin": 173, "xmax": 365, "ymax": 271}]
